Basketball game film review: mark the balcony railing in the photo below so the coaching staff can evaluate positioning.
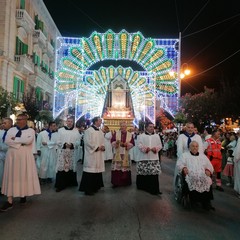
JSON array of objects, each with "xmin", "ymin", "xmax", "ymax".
[
  {"xmin": 29, "ymin": 66, "xmax": 54, "ymax": 89},
  {"xmin": 16, "ymin": 9, "xmax": 35, "ymax": 33},
  {"xmin": 14, "ymin": 54, "xmax": 34, "ymax": 74},
  {"xmin": 33, "ymin": 30, "xmax": 47, "ymax": 48},
  {"xmin": 43, "ymin": 42, "xmax": 54, "ymax": 58}
]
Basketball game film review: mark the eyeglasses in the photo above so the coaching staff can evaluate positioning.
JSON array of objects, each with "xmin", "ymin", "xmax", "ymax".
[{"xmin": 16, "ymin": 119, "xmax": 25, "ymax": 121}]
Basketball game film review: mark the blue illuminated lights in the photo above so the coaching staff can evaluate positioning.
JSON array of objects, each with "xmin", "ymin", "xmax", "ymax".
[{"xmin": 53, "ymin": 30, "xmax": 180, "ymax": 122}]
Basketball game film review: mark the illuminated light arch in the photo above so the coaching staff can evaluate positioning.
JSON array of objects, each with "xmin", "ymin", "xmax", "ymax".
[{"xmin": 53, "ymin": 29, "xmax": 180, "ymax": 123}]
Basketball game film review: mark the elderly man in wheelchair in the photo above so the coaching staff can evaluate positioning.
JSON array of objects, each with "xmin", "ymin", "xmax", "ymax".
[{"xmin": 175, "ymin": 140, "xmax": 215, "ymax": 210}]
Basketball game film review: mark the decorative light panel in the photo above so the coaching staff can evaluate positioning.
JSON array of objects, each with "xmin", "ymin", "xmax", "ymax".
[{"xmin": 54, "ymin": 30, "xmax": 180, "ymax": 121}]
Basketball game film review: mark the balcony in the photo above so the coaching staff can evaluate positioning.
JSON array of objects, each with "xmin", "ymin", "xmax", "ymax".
[
  {"xmin": 16, "ymin": 9, "xmax": 35, "ymax": 33},
  {"xmin": 44, "ymin": 42, "xmax": 54, "ymax": 59},
  {"xmin": 14, "ymin": 54, "xmax": 34, "ymax": 74},
  {"xmin": 29, "ymin": 66, "xmax": 54, "ymax": 90},
  {"xmin": 33, "ymin": 30, "xmax": 47, "ymax": 48}
]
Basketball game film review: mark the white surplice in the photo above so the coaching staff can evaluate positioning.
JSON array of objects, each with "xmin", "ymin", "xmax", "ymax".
[{"xmin": 1, "ymin": 127, "xmax": 41, "ymax": 197}]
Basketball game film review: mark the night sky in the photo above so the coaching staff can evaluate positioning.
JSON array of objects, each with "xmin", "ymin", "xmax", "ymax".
[{"xmin": 43, "ymin": 0, "xmax": 240, "ymax": 95}]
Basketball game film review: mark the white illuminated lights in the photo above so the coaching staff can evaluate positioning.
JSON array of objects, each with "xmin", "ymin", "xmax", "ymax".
[{"xmin": 53, "ymin": 30, "xmax": 180, "ymax": 122}]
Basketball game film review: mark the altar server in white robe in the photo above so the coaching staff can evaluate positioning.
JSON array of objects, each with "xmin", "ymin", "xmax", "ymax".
[
  {"xmin": 36, "ymin": 121, "xmax": 58, "ymax": 184},
  {"xmin": 79, "ymin": 116, "xmax": 105, "ymax": 195},
  {"xmin": 1, "ymin": 114, "xmax": 41, "ymax": 212},
  {"xmin": 55, "ymin": 116, "xmax": 81, "ymax": 192},
  {"xmin": 0, "ymin": 117, "xmax": 13, "ymax": 192},
  {"xmin": 137, "ymin": 122, "xmax": 162, "ymax": 195}
]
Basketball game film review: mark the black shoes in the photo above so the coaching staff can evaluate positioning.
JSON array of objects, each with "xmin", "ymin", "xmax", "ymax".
[
  {"xmin": 20, "ymin": 197, "xmax": 27, "ymax": 205},
  {"xmin": 47, "ymin": 178, "xmax": 53, "ymax": 183},
  {"xmin": 149, "ymin": 191, "xmax": 162, "ymax": 195},
  {"xmin": 0, "ymin": 201, "xmax": 13, "ymax": 212},
  {"xmin": 216, "ymin": 186, "xmax": 224, "ymax": 192},
  {"xmin": 202, "ymin": 202, "xmax": 215, "ymax": 211},
  {"xmin": 204, "ymin": 204, "xmax": 215, "ymax": 211},
  {"xmin": 85, "ymin": 191, "xmax": 94, "ymax": 196},
  {"xmin": 40, "ymin": 178, "xmax": 53, "ymax": 185}
]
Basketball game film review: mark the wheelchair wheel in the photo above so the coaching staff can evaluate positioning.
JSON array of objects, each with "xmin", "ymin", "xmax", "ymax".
[
  {"xmin": 174, "ymin": 174, "xmax": 183, "ymax": 203},
  {"xmin": 182, "ymin": 194, "xmax": 191, "ymax": 209}
]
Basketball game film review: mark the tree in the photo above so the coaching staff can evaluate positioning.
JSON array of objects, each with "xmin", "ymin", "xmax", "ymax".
[
  {"xmin": 218, "ymin": 76, "xmax": 240, "ymax": 122},
  {"xmin": 22, "ymin": 88, "xmax": 40, "ymax": 121},
  {"xmin": 178, "ymin": 87, "xmax": 220, "ymax": 132},
  {"xmin": 0, "ymin": 86, "xmax": 17, "ymax": 118},
  {"xmin": 36, "ymin": 110, "xmax": 53, "ymax": 124},
  {"xmin": 173, "ymin": 112, "xmax": 187, "ymax": 124}
]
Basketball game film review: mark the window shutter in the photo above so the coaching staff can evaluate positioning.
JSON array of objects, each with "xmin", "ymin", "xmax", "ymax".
[
  {"xmin": 20, "ymin": 0, "xmax": 25, "ymax": 9},
  {"xmin": 16, "ymin": 37, "xmax": 19, "ymax": 55},
  {"xmin": 21, "ymin": 80, "xmax": 25, "ymax": 93},
  {"xmin": 13, "ymin": 76, "xmax": 18, "ymax": 97}
]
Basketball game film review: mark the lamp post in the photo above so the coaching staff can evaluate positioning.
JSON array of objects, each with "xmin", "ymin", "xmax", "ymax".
[
  {"xmin": 178, "ymin": 32, "xmax": 191, "ymax": 97},
  {"xmin": 176, "ymin": 63, "xmax": 191, "ymax": 98},
  {"xmin": 180, "ymin": 63, "xmax": 191, "ymax": 79}
]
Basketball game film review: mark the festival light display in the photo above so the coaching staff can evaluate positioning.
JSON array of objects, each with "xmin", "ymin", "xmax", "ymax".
[{"xmin": 53, "ymin": 29, "xmax": 180, "ymax": 123}]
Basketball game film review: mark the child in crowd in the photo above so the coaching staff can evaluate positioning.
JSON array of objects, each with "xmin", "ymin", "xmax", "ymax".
[{"xmin": 223, "ymin": 149, "xmax": 234, "ymax": 186}]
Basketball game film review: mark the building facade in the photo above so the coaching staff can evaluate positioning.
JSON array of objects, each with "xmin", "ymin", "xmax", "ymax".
[{"xmin": 0, "ymin": 0, "xmax": 61, "ymax": 110}]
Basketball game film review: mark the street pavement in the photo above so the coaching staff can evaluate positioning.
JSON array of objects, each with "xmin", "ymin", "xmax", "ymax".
[{"xmin": 1, "ymin": 155, "xmax": 240, "ymax": 240}]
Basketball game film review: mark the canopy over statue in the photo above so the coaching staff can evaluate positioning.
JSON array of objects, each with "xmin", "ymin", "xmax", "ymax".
[{"xmin": 53, "ymin": 29, "xmax": 180, "ymax": 127}]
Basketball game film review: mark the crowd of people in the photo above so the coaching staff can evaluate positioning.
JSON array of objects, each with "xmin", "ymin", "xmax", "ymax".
[{"xmin": 0, "ymin": 115, "xmax": 240, "ymax": 213}]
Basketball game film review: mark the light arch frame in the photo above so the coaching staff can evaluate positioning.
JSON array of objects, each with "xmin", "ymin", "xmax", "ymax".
[{"xmin": 53, "ymin": 29, "xmax": 180, "ymax": 123}]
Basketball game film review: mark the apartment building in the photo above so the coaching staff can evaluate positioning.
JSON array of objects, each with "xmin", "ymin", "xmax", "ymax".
[{"xmin": 0, "ymin": 0, "xmax": 61, "ymax": 110}]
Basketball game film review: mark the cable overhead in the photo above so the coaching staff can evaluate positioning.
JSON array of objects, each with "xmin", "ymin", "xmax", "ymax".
[
  {"xmin": 187, "ymin": 19, "xmax": 240, "ymax": 63},
  {"xmin": 182, "ymin": 0, "xmax": 209, "ymax": 34},
  {"xmin": 174, "ymin": 0, "xmax": 181, "ymax": 32},
  {"xmin": 182, "ymin": 13, "xmax": 240, "ymax": 38},
  {"xmin": 186, "ymin": 48, "xmax": 240, "ymax": 79},
  {"xmin": 68, "ymin": 0, "xmax": 105, "ymax": 31}
]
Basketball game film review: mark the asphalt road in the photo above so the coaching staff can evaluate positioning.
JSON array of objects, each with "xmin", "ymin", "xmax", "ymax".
[{"xmin": 0, "ymin": 156, "xmax": 240, "ymax": 240}]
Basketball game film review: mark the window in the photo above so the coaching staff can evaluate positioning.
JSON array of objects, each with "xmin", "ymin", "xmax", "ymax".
[
  {"xmin": 16, "ymin": 37, "xmax": 28, "ymax": 55},
  {"xmin": 35, "ymin": 87, "xmax": 43, "ymax": 109},
  {"xmin": 13, "ymin": 76, "xmax": 24, "ymax": 101},
  {"xmin": 20, "ymin": 0, "xmax": 25, "ymax": 9},
  {"xmin": 33, "ymin": 52, "xmax": 40, "ymax": 66},
  {"xmin": 34, "ymin": 15, "xmax": 44, "ymax": 32}
]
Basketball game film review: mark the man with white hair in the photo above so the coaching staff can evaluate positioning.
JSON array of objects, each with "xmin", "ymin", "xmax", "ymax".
[
  {"xmin": 177, "ymin": 140, "xmax": 214, "ymax": 210},
  {"xmin": 174, "ymin": 122, "xmax": 204, "ymax": 190}
]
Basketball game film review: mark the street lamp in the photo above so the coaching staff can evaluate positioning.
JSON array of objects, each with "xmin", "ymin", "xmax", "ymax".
[{"xmin": 180, "ymin": 63, "xmax": 191, "ymax": 79}]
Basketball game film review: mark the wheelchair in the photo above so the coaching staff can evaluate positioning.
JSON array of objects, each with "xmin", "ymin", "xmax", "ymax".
[
  {"xmin": 174, "ymin": 173, "xmax": 191, "ymax": 209},
  {"xmin": 174, "ymin": 172, "xmax": 215, "ymax": 211}
]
